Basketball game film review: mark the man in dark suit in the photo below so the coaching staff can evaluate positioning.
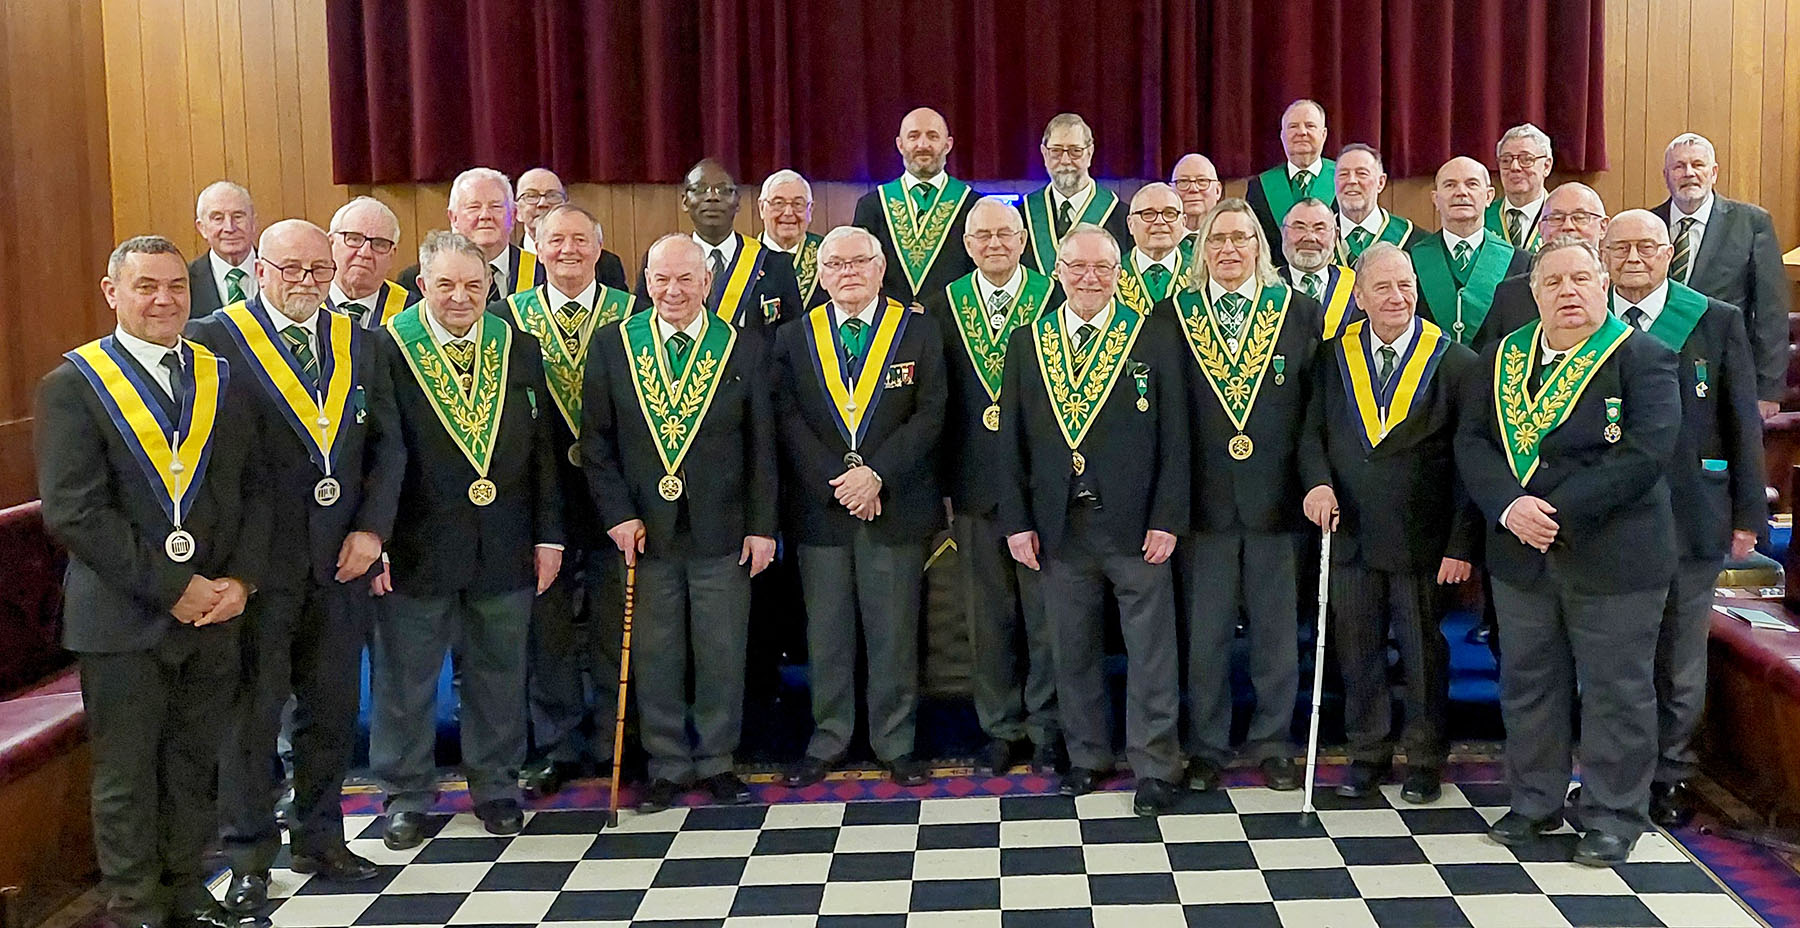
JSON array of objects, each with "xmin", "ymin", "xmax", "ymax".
[
  {"xmin": 1457, "ymin": 237, "xmax": 1681, "ymax": 867},
  {"xmin": 327, "ymin": 196, "xmax": 410, "ymax": 329},
  {"xmin": 1169, "ymin": 198, "xmax": 1326, "ymax": 793},
  {"xmin": 636, "ymin": 159, "xmax": 803, "ymax": 331},
  {"xmin": 584, "ymin": 234, "xmax": 777, "ymax": 811},
  {"xmin": 37, "ymin": 235, "xmax": 267, "ymax": 928},
  {"xmin": 1305, "ymin": 243, "xmax": 1480, "ymax": 805},
  {"xmin": 1334, "ymin": 144, "xmax": 1422, "ymax": 267},
  {"xmin": 397, "ymin": 167, "xmax": 546, "ymax": 305},
  {"xmin": 493, "ymin": 204, "xmax": 633, "ymax": 799},
  {"xmin": 513, "ymin": 167, "xmax": 630, "ymax": 291},
  {"xmin": 1487, "ymin": 123, "xmax": 1554, "ymax": 253},
  {"xmin": 853, "ymin": 107, "xmax": 979, "ymax": 306},
  {"xmin": 1408, "ymin": 157, "xmax": 1531, "ymax": 353},
  {"xmin": 998, "ymin": 224, "xmax": 1190, "ymax": 815},
  {"xmin": 187, "ymin": 180, "xmax": 259, "ymax": 317},
  {"xmin": 920, "ymin": 196, "xmax": 1064, "ymax": 777},
  {"xmin": 365, "ymin": 230, "xmax": 564, "ymax": 849},
  {"xmin": 1246, "ymin": 99, "xmax": 1335, "ymax": 265},
  {"xmin": 1603, "ymin": 210, "xmax": 1767, "ymax": 827},
  {"xmin": 188, "ymin": 220, "xmax": 387, "ymax": 912},
  {"xmin": 1019, "ymin": 113, "xmax": 1132, "ymax": 275},
  {"xmin": 758, "ymin": 169, "xmax": 826, "ymax": 309},
  {"xmin": 1279, "ymin": 197, "xmax": 1361, "ymax": 339},
  {"xmin": 1170, "ymin": 153, "xmax": 1223, "ymax": 249},
  {"xmin": 1652, "ymin": 132, "xmax": 1792, "ymax": 417},
  {"xmin": 773, "ymin": 226, "xmax": 947, "ymax": 788}
]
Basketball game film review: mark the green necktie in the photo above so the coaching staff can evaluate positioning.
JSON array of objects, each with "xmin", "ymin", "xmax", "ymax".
[
  {"xmin": 840, "ymin": 317, "xmax": 870, "ymax": 363},
  {"xmin": 556, "ymin": 300, "xmax": 588, "ymax": 331},
  {"xmin": 1376, "ymin": 345, "xmax": 1397, "ymax": 388},
  {"xmin": 1071, "ymin": 322, "xmax": 1100, "ymax": 371},
  {"xmin": 1671, "ymin": 217, "xmax": 1696, "ymax": 283},
  {"xmin": 225, "ymin": 267, "xmax": 248, "ymax": 303},
  {"xmin": 1505, "ymin": 208, "xmax": 1527, "ymax": 247},
  {"xmin": 1055, "ymin": 200, "xmax": 1075, "ymax": 239},
  {"xmin": 666, "ymin": 330, "xmax": 694, "ymax": 372},
  {"xmin": 1215, "ymin": 292, "xmax": 1249, "ymax": 342},
  {"xmin": 1292, "ymin": 169, "xmax": 1312, "ymax": 197},
  {"xmin": 986, "ymin": 289, "xmax": 1013, "ymax": 330},
  {"xmin": 1144, "ymin": 263, "xmax": 1171, "ymax": 299},
  {"xmin": 1299, "ymin": 272, "xmax": 1322, "ymax": 302},
  {"xmin": 1346, "ymin": 227, "xmax": 1373, "ymax": 259},
  {"xmin": 1451, "ymin": 241, "xmax": 1474, "ymax": 280},
  {"xmin": 282, "ymin": 324, "xmax": 318, "ymax": 389},
  {"xmin": 910, "ymin": 183, "xmax": 935, "ymax": 217}
]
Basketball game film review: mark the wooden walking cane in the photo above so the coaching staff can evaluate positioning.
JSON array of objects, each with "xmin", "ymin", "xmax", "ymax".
[{"xmin": 605, "ymin": 558, "xmax": 638, "ymax": 828}]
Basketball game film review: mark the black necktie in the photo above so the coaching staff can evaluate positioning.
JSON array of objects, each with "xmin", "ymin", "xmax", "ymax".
[
  {"xmin": 1532, "ymin": 352, "xmax": 1563, "ymax": 394},
  {"xmin": 1376, "ymin": 346, "xmax": 1397, "ymax": 388},
  {"xmin": 161, "ymin": 350, "xmax": 186, "ymax": 417},
  {"xmin": 1624, "ymin": 306, "xmax": 1648, "ymax": 331},
  {"xmin": 343, "ymin": 302, "xmax": 370, "ymax": 327},
  {"xmin": 710, "ymin": 249, "xmax": 726, "ymax": 281},
  {"xmin": 1055, "ymin": 200, "xmax": 1075, "ymax": 239}
]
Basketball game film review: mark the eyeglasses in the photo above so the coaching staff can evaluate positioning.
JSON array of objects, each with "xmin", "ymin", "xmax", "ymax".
[
  {"xmin": 1540, "ymin": 210, "xmax": 1605, "ymax": 229},
  {"xmin": 820, "ymin": 254, "xmax": 879, "ymax": 273},
  {"xmin": 1043, "ymin": 144, "xmax": 1091, "ymax": 161},
  {"xmin": 333, "ymin": 230, "xmax": 397, "ymax": 255},
  {"xmin": 1205, "ymin": 232, "xmax": 1257, "ymax": 248},
  {"xmin": 1604, "ymin": 240, "xmax": 1669, "ymax": 257},
  {"xmin": 516, "ymin": 190, "xmax": 566, "ymax": 207},
  {"xmin": 685, "ymin": 182, "xmax": 736, "ymax": 198},
  {"xmin": 762, "ymin": 197, "xmax": 811, "ymax": 214},
  {"xmin": 1057, "ymin": 260, "xmax": 1119, "ymax": 278},
  {"xmin": 1498, "ymin": 153, "xmax": 1546, "ymax": 168},
  {"xmin": 1131, "ymin": 207, "xmax": 1183, "ymax": 224},
  {"xmin": 258, "ymin": 258, "xmax": 336, "ymax": 283},
  {"xmin": 1172, "ymin": 177, "xmax": 1219, "ymax": 191},
  {"xmin": 1283, "ymin": 222, "xmax": 1335, "ymax": 237},
  {"xmin": 966, "ymin": 230, "xmax": 1023, "ymax": 243}
]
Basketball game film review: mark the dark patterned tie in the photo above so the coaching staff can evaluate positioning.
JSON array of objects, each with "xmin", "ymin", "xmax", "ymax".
[
  {"xmin": 840, "ymin": 317, "xmax": 869, "ymax": 373},
  {"xmin": 666, "ymin": 330, "xmax": 694, "ymax": 372},
  {"xmin": 1292, "ymin": 169, "xmax": 1313, "ymax": 198},
  {"xmin": 1670, "ymin": 218, "xmax": 1697, "ymax": 283},
  {"xmin": 1071, "ymin": 322, "xmax": 1100, "ymax": 371},
  {"xmin": 911, "ymin": 183, "xmax": 935, "ymax": 218},
  {"xmin": 1532, "ymin": 351, "xmax": 1563, "ymax": 394},
  {"xmin": 1055, "ymin": 200, "xmax": 1075, "ymax": 240},
  {"xmin": 443, "ymin": 339, "xmax": 476, "ymax": 394},
  {"xmin": 1299, "ymin": 273, "xmax": 1322, "ymax": 302},
  {"xmin": 1506, "ymin": 208, "xmax": 1527, "ymax": 247},
  {"xmin": 224, "ymin": 267, "xmax": 247, "ymax": 303},
  {"xmin": 986, "ymin": 289, "xmax": 1013, "ymax": 331},
  {"xmin": 709, "ymin": 249, "xmax": 726, "ymax": 282},
  {"xmin": 342, "ymin": 302, "xmax": 370, "ymax": 328},
  {"xmin": 1451, "ymin": 241, "xmax": 1474, "ymax": 281},
  {"xmin": 1144, "ymin": 264, "xmax": 1171, "ymax": 299},
  {"xmin": 1346, "ymin": 228, "xmax": 1373, "ymax": 260},
  {"xmin": 282, "ymin": 324, "xmax": 319, "ymax": 391},
  {"xmin": 1216, "ymin": 292, "xmax": 1249, "ymax": 343},
  {"xmin": 1377, "ymin": 345, "xmax": 1397, "ymax": 388}
]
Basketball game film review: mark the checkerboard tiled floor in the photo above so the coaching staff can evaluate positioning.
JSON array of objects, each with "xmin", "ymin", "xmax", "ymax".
[{"xmin": 225, "ymin": 782, "xmax": 1761, "ymax": 927}]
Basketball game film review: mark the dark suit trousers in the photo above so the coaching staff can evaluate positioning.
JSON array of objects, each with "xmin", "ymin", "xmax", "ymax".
[
  {"xmin": 80, "ymin": 626, "xmax": 238, "ymax": 918},
  {"xmin": 1181, "ymin": 532, "xmax": 1301, "ymax": 762},
  {"xmin": 218, "ymin": 579, "xmax": 371, "ymax": 871},
  {"xmin": 1655, "ymin": 557, "xmax": 1722, "ymax": 783},
  {"xmin": 1040, "ymin": 508, "xmax": 1183, "ymax": 782},
  {"xmin": 797, "ymin": 527, "xmax": 925, "ymax": 762},
  {"xmin": 527, "ymin": 548, "xmax": 624, "ymax": 764},
  {"xmin": 1491, "ymin": 578, "xmax": 1665, "ymax": 841},
  {"xmin": 634, "ymin": 551, "xmax": 751, "ymax": 782},
  {"xmin": 371, "ymin": 587, "xmax": 533, "ymax": 812},
  {"xmin": 953, "ymin": 511, "xmax": 1058, "ymax": 746},
  {"xmin": 1330, "ymin": 563, "xmax": 1449, "ymax": 768}
]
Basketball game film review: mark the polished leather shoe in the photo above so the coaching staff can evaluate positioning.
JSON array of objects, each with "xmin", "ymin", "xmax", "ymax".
[
  {"xmin": 521, "ymin": 758, "xmax": 582, "ymax": 799},
  {"xmin": 1487, "ymin": 810, "xmax": 1564, "ymax": 847},
  {"xmin": 1186, "ymin": 757, "xmax": 1221, "ymax": 792},
  {"xmin": 782, "ymin": 755, "xmax": 835, "ymax": 789},
  {"xmin": 1650, "ymin": 780, "xmax": 1695, "ymax": 828},
  {"xmin": 703, "ymin": 771, "xmax": 753, "ymax": 805},
  {"xmin": 1059, "ymin": 766, "xmax": 1105, "ymax": 797},
  {"xmin": 221, "ymin": 872, "xmax": 268, "ymax": 914},
  {"xmin": 289, "ymin": 845, "xmax": 379, "ymax": 883},
  {"xmin": 1401, "ymin": 767, "xmax": 1443, "ymax": 805},
  {"xmin": 1133, "ymin": 777, "xmax": 1178, "ymax": 816},
  {"xmin": 475, "ymin": 799, "xmax": 524, "ymax": 835},
  {"xmin": 639, "ymin": 778, "xmax": 684, "ymax": 813},
  {"xmin": 1573, "ymin": 829, "xmax": 1635, "ymax": 867},
  {"xmin": 382, "ymin": 811, "xmax": 429, "ymax": 850},
  {"xmin": 1031, "ymin": 739, "xmax": 1067, "ymax": 776},
  {"xmin": 1260, "ymin": 756, "xmax": 1301, "ymax": 791},
  {"xmin": 1335, "ymin": 761, "xmax": 1391, "ymax": 799},
  {"xmin": 170, "ymin": 901, "xmax": 250, "ymax": 928},
  {"xmin": 979, "ymin": 738, "xmax": 1023, "ymax": 776},
  {"xmin": 888, "ymin": 755, "xmax": 931, "ymax": 787}
]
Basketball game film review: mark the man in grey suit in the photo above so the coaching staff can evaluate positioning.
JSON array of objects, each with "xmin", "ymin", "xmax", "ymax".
[
  {"xmin": 1652, "ymin": 132, "xmax": 1792, "ymax": 418},
  {"xmin": 187, "ymin": 181, "xmax": 259, "ymax": 317}
]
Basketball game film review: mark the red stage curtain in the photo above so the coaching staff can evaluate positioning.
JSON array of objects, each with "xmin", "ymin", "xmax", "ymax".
[{"xmin": 326, "ymin": 0, "xmax": 1605, "ymax": 185}]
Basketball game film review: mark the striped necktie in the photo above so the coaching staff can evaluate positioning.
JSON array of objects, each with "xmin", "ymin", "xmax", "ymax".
[
  {"xmin": 1505, "ymin": 208, "xmax": 1527, "ymax": 248},
  {"xmin": 1346, "ymin": 228, "xmax": 1373, "ymax": 260},
  {"xmin": 1670, "ymin": 217, "xmax": 1697, "ymax": 283},
  {"xmin": 1451, "ymin": 241, "xmax": 1474, "ymax": 280},
  {"xmin": 282, "ymin": 324, "xmax": 318, "ymax": 390},
  {"xmin": 666, "ymin": 330, "xmax": 694, "ymax": 372},
  {"xmin": 225, "ymin": 267, "xmax": 247, "ymax": 303}
]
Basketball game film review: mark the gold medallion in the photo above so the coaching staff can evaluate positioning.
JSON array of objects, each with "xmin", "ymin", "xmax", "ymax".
[
  {"xmin": 982, "ymin": 404, "xmax": 1001, "ymax": 432},
  {"xmin": 1136, "ymin": 397, "xmax": 1149, "ymax": 412},
  {"xmin": 468, "ymin": 478, "xmax": 498, "ymax": 506},
  {"xmin": 1071, "ymin": 450, "xmax": 1086, "ymax": 476},
  {"xmin": 1228, "ymin": 433, "xmax": 1255, "ymax": 460},
  {"xmin": 313, "ymin": 476, "xmax": 341, "ymax": 507},
  {"xmin": 658, "ymin": 473, "xmax": 685, "ymax": 501},
  {"xmin": 567, "ymin": 444, "xmax": 581, "ymax": 466}
]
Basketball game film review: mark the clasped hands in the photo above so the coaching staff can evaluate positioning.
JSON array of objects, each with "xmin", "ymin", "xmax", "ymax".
[
  {"xmin": 832, "ymin": 465, "xmax": 883, "ymax": 521},
  {"xmin": 170, "ymin": 575, "xmax": 250, "ymax": 626}
]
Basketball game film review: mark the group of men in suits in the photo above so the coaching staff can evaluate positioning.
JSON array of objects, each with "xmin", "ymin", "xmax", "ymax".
[{"xmin": 43, "ymin": 99, "xmax": 1791, "ymax": 927}]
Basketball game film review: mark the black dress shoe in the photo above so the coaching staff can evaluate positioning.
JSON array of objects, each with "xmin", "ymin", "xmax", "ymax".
[
  {"xmin": 474, "ymin": 799, "xmax": 524, "ymax": 835},
  {"xmin": 1573, "ymin": 829, "xmax": 1635, "ymax": 867},
  {"xmin": 1186, "ymin": 757, "xmax": 1221, "ymax": 792},
  {"xmin": 1401, "ymin": 767, "xmax": 1443, "ymax": 805},
  {"xmin": 1133, "ymin": 777, "xmax": 1178, "ymax": 816},
  {"xmin": 1260, "ymin": 756, "xmax": 1301, "ymax": 791},
  {"xmin": 289, "ymin": 845, "xmax": 379, "ymax": 883},
  {"xmin": 1059, "ymin": 766, "xmax": 1105, "ymax": 797},
  {"xmin": 382, "ymin": 811, "xmax": 429, "ymax": 850},
  {"xmin": 1487, "ymin": 810, "xmax": 1564, "ymax": 846},
  {"xmin": 521, "ymin": 758, "xmax": 582, "ymax": 799},
  {"xmin": 1030, "ymin": 739, "xmax": 1067, "ymax": 776},
  {"xmin": 638, "ymin": 778, "xmax": 684, "ymax": 813},
  {"xmin": 888, "ymin": 755, "xmax": 931, "ymax": 787},
  {"xmin": 170, "ymin": 901, "xmax": 249, "ymax": 928},
  {"xmin": 1335, "ymin": 761, "xmax": 1391, "ymax": 799},
  {"xmin": 703, "ymin": 771, "xmax": 753, "ymax": 805},
  {"xmin": 221, "ymin": 872, "xmax": 268, "ymax": 914},
  {"xmin": 782, "ymin": 756, "xmax": 835, "ymax": 789},
  {"xmin": 1650, "ymin": 780, "xmax": 1695, "ymax": 828},
  {"xmin": 979, "ymin": 738, "xmax": 1022, "ymax": 776}
]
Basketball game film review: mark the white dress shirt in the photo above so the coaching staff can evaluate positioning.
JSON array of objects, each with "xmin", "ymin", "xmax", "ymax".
[
  {"xmin": 1612, "ymin": 281, "xmax": 1669, "ymax": 331},
  {"xmin": 760, "ymin": 232, "xmax": 798, "ymax": 254},
  {"xmin": 1133, "ymin": 248, "xmax": 1180, "ymax": 278},
  {"xmin": 546, "ymin": 279, "xmax": 598, "ymax": 314},
  {"xmin": 488, "ymin": 247, "xmax": 513, "ymax": 296},
  {"xmin": 1287, "ymin": 157, "xmax": 1324, "ymax": 181},
  {"xmin": 1670, "ymin": 194, "xmax": 1715, "ymax": 265},
  {"xmin": 1051, "ymin": 180, "xmax": 1097, "ymax": 221},
  {"xmin": 974, "ymin": 265, "xmax": 1025, "ymax": 316},
  {"xmin": 831, "ymin": 295, "xmax": 882, "ymax": 329},
  {"xmin": 210, "ymin": 249, "xmax": 258, "ymax": 302},
  {"xmin": 1370, "ymin": 318, "xmax": 1416, "ymax": 359},
  {"xmin": 1206, "ymin": 277, "xmax": 1260, "ymax": 306},
  {"xmin": 694, "ymin": 231, "xmax": 739, "ymax": 273},
  {"xmin": 1061, "ymin": 302, "xmax": 1113, "ymax": 347},
  {"xmin": 1340, "ymin": 208, "xmax": 1386, "ymax": 242},
  {"xmin": 902, "ymin": 170, "xmax": 948, "ymax": 200},
  {"xmin": 113, "ymin": 326, "xmax": 183, "ymax": 400},
  {"xmin": 1500, "ymin": 192, "xmax": 1546, "ymax": 243},
  {"xmin": 656, "ymin": 311, "xmax": 707, "ymax": 349},
  {"xmin": 328, "ymin": 281, "xmax": 379, "ymax": 319},
  {"xmin": 1442, "ymin": 227, "xmax": 1486, "ymax": 256},
  {"xmin": 521, "ymin": 231, "xmax": 538, "ymax": 254}
]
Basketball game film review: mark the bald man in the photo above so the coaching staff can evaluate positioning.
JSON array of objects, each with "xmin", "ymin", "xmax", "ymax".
[
  {"xmin": 1246, "ymin": 100, "xmax": 1336, "ymax": 265},
  {"xmin": 853, "ymin": 107, "xmax": 980, "ymax": 304},
  {"xmin": 514, "ymin": 167, "xmax": 630, "ymax": 291},
  {"xmin": 1407, "ymin": 157, "xmax": 1530, "ymax": 352},
  {"xmin": 1118, "ymin": 183, "xmax": 1191, "ymax": 314},
  {"xmin": 188, "ymin": 220, "xmax": 390, "ymax": 908},
  {"xmin": 1170, "ymin": 153, "xmax": 1222, "ymax": 248},
  {"xmin": 1487, "ymin": 183, "xmax": 1612, "ymax": 358}
]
